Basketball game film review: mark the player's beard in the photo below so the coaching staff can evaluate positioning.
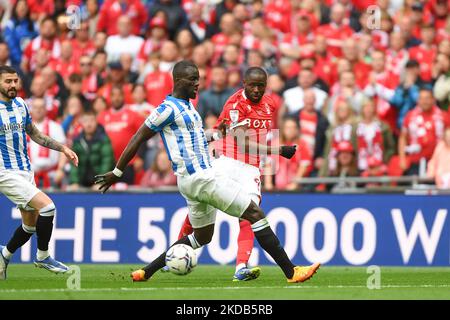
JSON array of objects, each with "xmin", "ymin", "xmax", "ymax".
[{"xmin": 0, "ymin": 87, "xmax": 17, "ymax": 100}]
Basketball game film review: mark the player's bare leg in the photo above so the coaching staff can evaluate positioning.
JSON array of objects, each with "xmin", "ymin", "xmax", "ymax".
[
  {"xmin": 27, "ymin": 192, "xmax": 69, "ymax": 273},
  {"xmin": 132, "ymin": 224, "xmax": 215, "ymax": 281},
  {"xmin": 241, "ymin": 201, "xmax": 320, "ymax": 283},
  {"xmin": 0, "ymin": 210, "xmax": 38, "ymax": 280}
]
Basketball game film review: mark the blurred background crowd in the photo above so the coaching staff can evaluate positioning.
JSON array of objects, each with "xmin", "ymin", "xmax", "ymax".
[{"xmin": 0, "ymin": 0, "xmax": 449, "ymax": 191}]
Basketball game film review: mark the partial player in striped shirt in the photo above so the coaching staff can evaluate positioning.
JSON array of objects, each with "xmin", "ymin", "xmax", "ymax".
[
  {"xmin": 95, "ymin": 61, "xmax": 320, "ymax": 283},
  {"xmin": 0, "ymin": 66, "xmax": 79, "ymax": 280}
]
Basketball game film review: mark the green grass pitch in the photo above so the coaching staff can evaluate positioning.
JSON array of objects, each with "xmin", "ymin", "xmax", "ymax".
[{"xmin": 0, "ymin": 264, "xmax": 449, "ymax": 300}]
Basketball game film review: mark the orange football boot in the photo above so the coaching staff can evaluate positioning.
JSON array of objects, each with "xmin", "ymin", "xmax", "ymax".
[
  {"xmin": 287, "ymin": 263, "xmax": 320, "ymax": 283},
  {"xmin": 131, "ymin": 269, "xmax": 147, "ymax": 282}
]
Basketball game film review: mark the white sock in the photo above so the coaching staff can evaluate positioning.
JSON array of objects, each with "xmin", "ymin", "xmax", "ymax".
[
  {"xmin": 236, "ymin": 263, "xmax": 246, "ymax": 272},
  {"xmin": 2, "ymin": 247, "xmax": 12, "ymax": 260},
  {"xmin": 37, "ymin": 250, "xmax": 49, "ymax": 261},
  {"xmin": 187, "ymin": 234, "xmax": 201, "ymax": 249}
]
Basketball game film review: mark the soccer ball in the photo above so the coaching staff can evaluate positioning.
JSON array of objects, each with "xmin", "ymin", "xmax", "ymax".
[{"xmin": 165, "ymin": 244, "xmax": 198, "ymax": 275}]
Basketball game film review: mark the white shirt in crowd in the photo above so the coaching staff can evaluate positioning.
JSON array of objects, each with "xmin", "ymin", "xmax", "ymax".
[
  {"xmin": 29, "ymin": 120, "xmax": 66, "ymax": 173},
  {"xmin": 105, "ymin": 35, "xmax": 144, "ymax": 68},
  {"xmin": 283, "ymin": 86, "xmax": 328, "ymax": 114}
]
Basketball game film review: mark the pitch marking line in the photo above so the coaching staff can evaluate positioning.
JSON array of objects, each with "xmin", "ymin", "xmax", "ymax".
[{"xmin": 0, "ymin": 284, "xmax": 450, "ymax": 293}]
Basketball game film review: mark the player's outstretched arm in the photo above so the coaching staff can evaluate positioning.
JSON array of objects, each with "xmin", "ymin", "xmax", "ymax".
[
  {"xmin": 95, "ymin": 124, "xmax": 156, "ymax": 193},
  {"xmin": 231, "ymin": 125, "xmax": 297, "ymax": 159},
  {"xmin": 26, "ymin": 122, "xmax": 79, "ymax": 166}
]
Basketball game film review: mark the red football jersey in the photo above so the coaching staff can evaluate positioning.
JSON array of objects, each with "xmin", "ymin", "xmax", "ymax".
[{"xmin": 215, "ymin": 89, "xmax": 276, "ymax": 168}]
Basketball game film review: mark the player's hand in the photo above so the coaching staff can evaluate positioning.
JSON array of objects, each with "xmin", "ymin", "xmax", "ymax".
[
  {"xmin": 217, "ymin": 118, "xmax": 229, "ymax": 137},
  {"xmin": 279, "ymin": 145, "xmax": 297, "ymax": 159},
  {"xmin": 94, "ymin": 172, "xmax": 119, "ymax": 194},
  {"xmin": 63, "ymin": 146, "xmax": 78, "ymax": 167}
]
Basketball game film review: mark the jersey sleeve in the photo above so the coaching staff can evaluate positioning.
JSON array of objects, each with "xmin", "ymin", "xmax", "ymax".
[
  {"xmin": 18, "ymin": 98, "xmax": 33, "ymax": 126},
  {"xmin": 144, "ymin": 104, "xmax": 175, "ymax": 132}
]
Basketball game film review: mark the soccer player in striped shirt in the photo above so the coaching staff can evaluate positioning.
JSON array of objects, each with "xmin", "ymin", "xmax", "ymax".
[
  {"xmin": 96, "ymin": 60, "xmax": 320, "ymax": 283},
  {"xmin": 0, "ymin": 66, "xmax": 79, "ymax": 280}
]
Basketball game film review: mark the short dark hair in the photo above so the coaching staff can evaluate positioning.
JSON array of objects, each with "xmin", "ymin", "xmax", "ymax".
[
  {"xmin": 282, "ymin": 115, "xmax": 300, "ymax": 128},
  {"xmin": 419, "ymin": 86, "xmax": 433, "ymax": 94},
  {"xmin": 40, "ymin": 16, "xmax": 57, "ymax": 27},
  {"xmin": 212, "ymin": 64, "xmax": 227, "ymax": 71},
  {"xmin": 93, "ymin": 49, "xmax": 107, "ymax": 58},
  {"xmin": 405, "ymin": 59, "xmax": 420, "ymax": 69},
  {"xmin": 421, "ymin": 23, "xmax": 435, "ymax": 30},
  {"xmin": 69, "ymin": 73, "xmax": 82, "ymax": 83},
  {"xmin": 172, "ymin": 60, "xmax": 198, "ymax": 80},
  {"xmin": 244, "ymin": 67, "xmax": 267, "ymax": 81},
  {"xmin": 0, "ymin": 65, "xmax": 18, "ymax": 76},
  {"xmin": 83, "ymin": 110, "xmax": 97, "ymax": 117}
]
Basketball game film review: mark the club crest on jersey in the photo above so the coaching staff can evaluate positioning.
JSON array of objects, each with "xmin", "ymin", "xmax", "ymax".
[
  {"xmin": 229, "ymin": 110, "xmax": 239, "ymax": 124},
  {"xmin": 265, "ymin": 103, "xmax": 271, "ymax": 114}
]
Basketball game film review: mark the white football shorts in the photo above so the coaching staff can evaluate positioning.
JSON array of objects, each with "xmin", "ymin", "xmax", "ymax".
[
  {"xmin": 177, "ymin": 165, "xmax": 252, "ymax": 229},
  {"xmin": 212, "ymin": 155, "xmax": 262, "ymax": 205},
  {"xmin": 0, "ymin": 169, "xmax": 40, "ymax": 210}
]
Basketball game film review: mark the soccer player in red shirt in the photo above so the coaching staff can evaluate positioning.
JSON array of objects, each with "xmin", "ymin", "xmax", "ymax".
[{"xmin": 176, "ymin": 67, "xmax": 299, "ymax": 281}]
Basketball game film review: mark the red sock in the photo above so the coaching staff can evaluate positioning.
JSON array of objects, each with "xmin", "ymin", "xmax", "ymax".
[
  {"xmin": 236, "ymin": 220, "xmax": 255, "ymax": 266},
  {"xmin": 178, "ymin": 215, "xmax": 194, "ymax": 240}
]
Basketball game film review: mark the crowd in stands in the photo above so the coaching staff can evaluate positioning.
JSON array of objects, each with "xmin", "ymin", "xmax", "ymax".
[{"xmin": 0, "ymin": 0, "xmax": 449, "ymax": 191}]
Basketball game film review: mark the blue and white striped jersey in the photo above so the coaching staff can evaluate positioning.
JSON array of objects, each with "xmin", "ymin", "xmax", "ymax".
[
  {"xmin": 0, "ymin": 97, "xmax": 32, "ymax": 171},
  {"xmin": 145, "ymin": 95, "xmax": 212, "ymax": 176}
]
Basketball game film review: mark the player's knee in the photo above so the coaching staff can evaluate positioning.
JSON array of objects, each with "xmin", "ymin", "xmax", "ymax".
[
  {"xmin": 194, "ymin": 231, "xmax": 213, "ymax": 246},
  {"xmin": 197, "ymin": 234, "xmax": 213, "ymax": 245},
  {"xmin": 39, "ymin": 202, "xmax": 56, "ymax": 217},
  {"xmin": 241, "ymin": 201, "xmax": 265, "ymax": 224}
]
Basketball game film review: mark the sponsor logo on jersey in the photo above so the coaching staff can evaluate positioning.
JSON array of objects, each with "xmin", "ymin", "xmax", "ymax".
[
  {"xmin": 229, "ymin": 110, "xmax": 239, "ymax": 124},
  {"xmin": 244, "ymin": 118, "xmax": 272, "ymax": 129},
  {"xmin": 0, "ymin": 122, "xmax": 25, "ymax": 135}
]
